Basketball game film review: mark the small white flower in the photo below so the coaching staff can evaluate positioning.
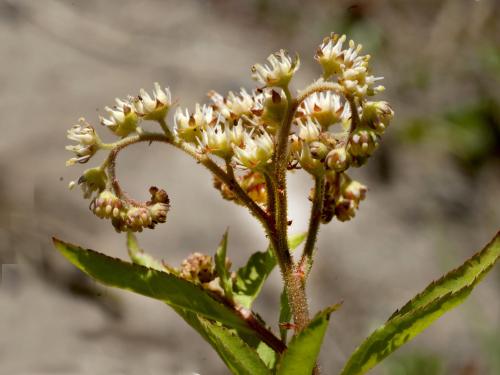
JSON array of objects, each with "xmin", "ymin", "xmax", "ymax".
[
  {"xmin": 197, "ymin": 118, "xmax": 242, "ymax": 160},
  {"xmin": 100, "ymin": 98, "xmax": 138, "ymax": 137},
  {"xmin": 65, "ymin": 118, "xmax": 99, "ymax": 166},
  {"xmin": 134, "ymin": 82, "xmax": 172, "ymax": 121},
  {"xmin": 233, "ymin": 131, "xmax": 274, "ymax": 170},
  {"xmin": 341, "ymin": 66, "xmax": 384, "ymax": 98},
  {"xmin": 316, "ymin": 33, "xmax": 372, "ymax": 83},
  {"xmin": 298, "ymin": 91, "xmax": 350, "ymax": 130},
  {"xmin": 174, "ymin": 104, "xmax": 216, "ymax": 143},
  {"xmin": 252, "ymin": 49, "xmax": 300, "ymax": 87},
  {"xmin": 209, "ymin": 89, "xmax": 256, "ymax": 120},
  {"xmin": 296, "ymin": 118, "xmax": 321, "ymax": 143}
]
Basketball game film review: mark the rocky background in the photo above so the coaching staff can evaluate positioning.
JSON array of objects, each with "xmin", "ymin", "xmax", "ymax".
[{"xmin": 0, "ymin": 0, "xmax": 499, "ymax": 374}]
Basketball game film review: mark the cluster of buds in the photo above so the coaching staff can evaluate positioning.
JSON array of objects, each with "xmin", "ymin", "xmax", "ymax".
[
  {"xmin": 316, "ymin": 172, "xmax": 367, "ymax": 223},
  {"xmin": 179, "ymin": 252, "xmax": 216, "ymax": 284},
  {"xmin": 65, "ymin": 32, "xmax": 393, "ymax": 230},
  {"xmin": 90, "ymin": 186, "xmax": 170, "ymax": 233}
]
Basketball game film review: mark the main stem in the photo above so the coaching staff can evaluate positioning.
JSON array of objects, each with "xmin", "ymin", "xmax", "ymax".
[{"xmin": 274, "ymin": 86, "xmax": 311, "ymax": 332}]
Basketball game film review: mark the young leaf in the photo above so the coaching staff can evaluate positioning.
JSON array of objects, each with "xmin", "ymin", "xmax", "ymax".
[
  {"xmin": 279, "ymin": 288, "xmax": 292, "ymax": 342},
  {"xmin": 53, "ymin": 237, "xmax": 252, "ymax": 334},
  {"xmin": 215, "ymin": 230, "xmax": 233, "ymax": 301},
  {"xmin": 234, "ymin": 232, "xmax": 307, "ymax": 308},
  {"xmin": 340, "ymin": 231, "xmax": 500, "ymax": 375},
  {"xmin": 276, "ymin": 305, "xmax": 341, "ymax": 375}
]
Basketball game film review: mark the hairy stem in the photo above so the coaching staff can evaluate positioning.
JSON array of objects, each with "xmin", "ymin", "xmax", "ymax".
[
  {"xmin": 273, "ymin": 86, "xmax": 311, "ymax": 333},
  {"xmin": 299, "ymin": 174, "xmax": 325, "ymax": 278},
  {"xmin": 104, "ymin": 132, "xmax": 271, "ymax": 232}
]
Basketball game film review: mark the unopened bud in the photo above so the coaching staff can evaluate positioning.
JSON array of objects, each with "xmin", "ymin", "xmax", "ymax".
[{"xmin": 325, "ymin": 147, "xmax": 350, "ymax": 172}]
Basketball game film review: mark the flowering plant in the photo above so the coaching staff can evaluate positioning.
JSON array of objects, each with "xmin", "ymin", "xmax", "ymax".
[{"xmin": 54, "ymin": 33, "xmax": 499, "ymax": 374}]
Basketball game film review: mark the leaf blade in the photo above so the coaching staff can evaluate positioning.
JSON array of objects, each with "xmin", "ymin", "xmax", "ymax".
[
  {"xmin": 215, "ymin": 230, "xmax": 233, "ymax": 301},
  {"xmin": 276, "ymin": 305, "xmax": 340, "ymax": 375},
  {"xmin": 53, "ymin": 237, "xmax": 252, "ymax": 334},
  {"xmin": 340, "ymin": 231, "xmax": 500, "ymax": 375}
]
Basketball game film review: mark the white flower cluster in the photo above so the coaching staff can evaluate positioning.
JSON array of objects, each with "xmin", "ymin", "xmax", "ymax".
[
  {"xmin": 64, "ymin": 33, "xmax": 394, "ymax": 229},
  {"xmin": 316, "ymin": 33, "xmax": 384, "ymax": 98}
]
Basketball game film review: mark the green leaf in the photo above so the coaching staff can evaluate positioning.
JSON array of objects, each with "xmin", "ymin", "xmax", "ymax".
[
  {"xmin": 234, "ymin": 232, "xmax": 306, "ymax": 308},
  {"xmin": 340, "ymin": 231, "xmax": 500, "ymax": 375},
  {"xmin": 256, "ymin": 342, "xmax": 277, "ymax": 370},
  {"xmin": 53, "ymin": 237, "xmax": 253, "ymax": 334},
  {"xmin": 171, "ymin": 307, "xmax": 270, "ymax": 375},
  {"xmin": 389, "ymin": 231, "xmax": 500, "ymax": 321},
  {"xmin": 279, "ymin": 288, "xmax": 292, "ymax": 342},
  {"xmin": 277, "ymin": 305, "xmax": 341, "ymax": 375},
  {"xmin": 215, "ymin": 230, "xmax": 233, "ymax": 301},
  {"xmin": 198, "ymin": 319, "xmax": 271, "ymax": 375}
]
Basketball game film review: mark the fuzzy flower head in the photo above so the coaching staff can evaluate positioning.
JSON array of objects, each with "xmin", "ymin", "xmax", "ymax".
[
  {"xmin": 233, "ymin": 131, "xmax": 274, "ymax": 170},
  {"xmin": 134, "ymin": 82, "xmax": 172, "ymax": 121},
  {"xmin": 100, "ymin": 98, "xmax": 139, "ymax": 137},
  {"xmin": 252, "ymin": 49, "xmax": 300, "ymax": 88},
  {"xmin": 174, "ymin": 104, "xmax": 216, "ymax": 144},
  {"xmin": 65, "ymin": 118, "xmax": 99, "ymax": 166}
]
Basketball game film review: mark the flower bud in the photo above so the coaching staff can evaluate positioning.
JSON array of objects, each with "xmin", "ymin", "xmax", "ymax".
[
  {"xmin": 91, "ymin": 191, "xmax": 123, "ymax": 219},
  {"xmin": 309, "ymin": 141, "xmax": 329, "ymax": 160},
  {"xmin": 361, "ymin": 101, "xmax": 394, "ymax": 135},
  {"xmin": 349, "ymin": 127, "xmax": 379, "ymax": 158},
  {"xmin": 325, "ymin": 147, "xmax": 350, "ymax": 172}
]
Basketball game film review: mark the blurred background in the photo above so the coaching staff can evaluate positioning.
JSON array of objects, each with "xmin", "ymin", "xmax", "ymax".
[{"xmin": 0, "ymin": 0, "xmax": 499, "ymax": 374}]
